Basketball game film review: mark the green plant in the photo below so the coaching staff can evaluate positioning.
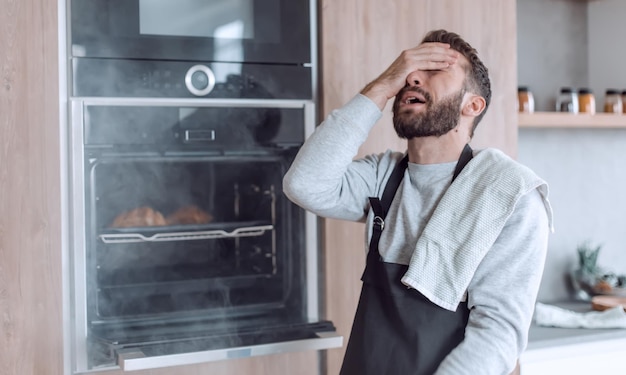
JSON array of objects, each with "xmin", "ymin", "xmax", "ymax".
[{"xmin": 576, "ymin": 241, "xmax": 602, "ymax": 275}]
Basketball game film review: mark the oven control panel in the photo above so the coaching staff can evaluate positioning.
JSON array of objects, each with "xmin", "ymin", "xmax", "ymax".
[
  {"xmin": 72, "ymin": 58, "xmax": 312, "ymax": 99},
  {"xmin": 82, "ymin": 104, "xmax": 305, "ymax": 151}
]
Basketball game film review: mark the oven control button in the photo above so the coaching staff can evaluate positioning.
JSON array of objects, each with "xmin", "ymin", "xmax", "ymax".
[{"xmin": 185, "ymin": 65, "xmax": 216, "ymax": 96}]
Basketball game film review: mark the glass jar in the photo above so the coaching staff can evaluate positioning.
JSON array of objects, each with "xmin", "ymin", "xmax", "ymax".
[
  {"xmin": 578, "ymin": 88, "xmax": 596, "ymax": 114},
  {"xmin": 604, "ymin": 89, "xmax": 623, "ymax": 114},
  {"xmin": 518, "ymin": 86, "xmax": 535, "ymax": 113},
  {"xmin": 622, "ymin": 90, "xmax": 626, "ymax": 114},
  {"xmin": 556, "ymin": 87, "xmax": 579, "ymax": 113}
]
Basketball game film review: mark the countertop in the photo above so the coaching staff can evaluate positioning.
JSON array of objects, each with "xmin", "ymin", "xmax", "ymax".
[{"xmin": 523, "ymin": 300, "xmax": 626, "ymax": 367}]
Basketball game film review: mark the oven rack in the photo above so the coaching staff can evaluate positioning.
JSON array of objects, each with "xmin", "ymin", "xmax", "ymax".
[{"xmin": 99, "ymin": 224, "xmax": 274, "ymax": 244}]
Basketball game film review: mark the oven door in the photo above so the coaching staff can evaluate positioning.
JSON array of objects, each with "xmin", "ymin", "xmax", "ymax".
[
  {"xmin": 70, "ymin": 0, "xmax": 312, "ymax": 64},
  {"xmin": 69, "ymin": 98, "xmax": 341, "ymax": 372}
]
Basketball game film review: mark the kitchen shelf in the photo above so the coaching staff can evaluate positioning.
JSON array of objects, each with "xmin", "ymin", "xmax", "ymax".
[{"xmin": 518, "ymin": 112, "xmax": 626, "ymax": 129}]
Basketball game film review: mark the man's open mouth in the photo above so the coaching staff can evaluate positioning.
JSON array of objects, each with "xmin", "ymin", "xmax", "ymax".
[{"xmin": 405, "ymin": 96, "xmax": 426, "ymax": 104}]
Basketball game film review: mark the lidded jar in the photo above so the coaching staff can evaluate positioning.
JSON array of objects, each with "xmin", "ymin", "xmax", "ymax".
[
  {"xmin": 518, "ymin": 86, "xmax": 535, "ymax": 113},
  {"xmin": 556, "ymin": 87, "xmax": 579, "ymax": 113},
  {"xmin": 604, "ymin": 89, "xmax": 623, "ymax": 114},
  {"xmin": 578, "ymin": 88, "xmax": 596, "ymax": 114}
]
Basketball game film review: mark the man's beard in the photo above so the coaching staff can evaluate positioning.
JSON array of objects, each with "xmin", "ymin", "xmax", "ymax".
[{"xmin": 392, "ymin": 87, "xmax": 465, "ymax": 139}]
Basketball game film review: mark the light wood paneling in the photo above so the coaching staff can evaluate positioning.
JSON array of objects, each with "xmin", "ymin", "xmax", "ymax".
[
  {"xmin": 0, "ymin": 1, "xmax": 64, "ymax": 375},
  {"xmin": 319, "ymin": 1, "xmax": 517, "ymax": 373}
]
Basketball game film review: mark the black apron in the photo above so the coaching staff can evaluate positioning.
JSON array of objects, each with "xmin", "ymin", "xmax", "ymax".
[{"xmin": 340, "ymin": 144, "xmax": 474, "ymax": 375}]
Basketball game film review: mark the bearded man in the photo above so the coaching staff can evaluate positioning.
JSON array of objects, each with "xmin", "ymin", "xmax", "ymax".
[{"xmin": 283, "ymin": 29, "xmax": 553, "ymax": 375}]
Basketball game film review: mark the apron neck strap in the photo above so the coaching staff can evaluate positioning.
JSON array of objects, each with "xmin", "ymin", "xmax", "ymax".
[{"xmin": 452, "ymin": 143, "xmax": 473, "ymax": 182}]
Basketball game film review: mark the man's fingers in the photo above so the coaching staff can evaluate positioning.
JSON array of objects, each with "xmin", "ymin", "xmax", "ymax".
[
  {"xmin": 420, "ymin": 49, "xmax": 458, "ymax": 65},
  {"xmin": 394, "ymin": 43, "xmax": 457, "ymax": 74},
  {"xmin": 403, "ymin": 43, "xmax": 458, "ymax": 67},
  {"xmin": 419, "ymin": 61, "xmax": 453, "ymax": 71}
]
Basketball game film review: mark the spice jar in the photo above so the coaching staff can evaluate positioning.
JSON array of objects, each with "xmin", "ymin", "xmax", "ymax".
[
  {"xmin": 604, "ymin": 89, "xmax": 623, "ymax": 114},
  {"xmin": 518, "ymin": 86, "xmax": 535, "ymax": 113},
  {"xmin": 556, "ymin": 87, "xmax": 579, "ymax": 113},
  {"xmin": 578, "ymin": 88, "xmax": 596, "ymax": 114}
]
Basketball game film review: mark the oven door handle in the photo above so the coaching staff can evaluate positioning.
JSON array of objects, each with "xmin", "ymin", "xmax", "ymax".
[{"xmin": 116, "ymin": 331, "xmax": 342, "ymax": 371}]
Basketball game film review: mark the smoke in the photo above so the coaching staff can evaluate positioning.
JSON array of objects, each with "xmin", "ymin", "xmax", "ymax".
[{"xmin": 85, "ymin": 151, "xmax": 303, "ymax": 368}]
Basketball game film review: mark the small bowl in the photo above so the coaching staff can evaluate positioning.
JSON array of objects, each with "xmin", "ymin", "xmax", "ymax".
[
  {"xmin": 591, "ymin": 282, "xmax": 626, "ymax": 297},
  {"xmin": 570, "ymin": 270, "xmax": 626, "ymax": 299}
]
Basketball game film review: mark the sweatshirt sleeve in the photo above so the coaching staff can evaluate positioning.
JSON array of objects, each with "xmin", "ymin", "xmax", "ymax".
[
  {"xmin": 283, "ymin": 94, "xmax": 386, "ymax": 221},
  {"xmin": 434, "ymin": 188, "xmax": 550, "ymax": 375}
]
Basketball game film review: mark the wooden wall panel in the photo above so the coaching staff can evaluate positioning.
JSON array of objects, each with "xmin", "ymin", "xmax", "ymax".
[
  {"xmin": 0, "ymin": 1, "xmax": 64, "ymax": 375},
  {"xmin": 319, "ymin": 1, "xmax": 517, "ymax": 373}
]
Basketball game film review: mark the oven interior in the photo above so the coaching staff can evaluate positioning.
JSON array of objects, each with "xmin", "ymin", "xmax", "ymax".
[{"xmin": 90, "ymin": 157, "xmax": 292, "ymax": 318}]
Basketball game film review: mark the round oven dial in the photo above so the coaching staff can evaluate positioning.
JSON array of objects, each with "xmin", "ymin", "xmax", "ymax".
[{"xmin": 185, "ymin": 65, "xmax": 216, "ymax": 96}]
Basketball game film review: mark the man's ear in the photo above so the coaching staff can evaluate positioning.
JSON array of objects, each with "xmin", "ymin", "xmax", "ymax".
[{"xmin": 462, "ymin": 94, "xmax": 486, "ymax": 117}]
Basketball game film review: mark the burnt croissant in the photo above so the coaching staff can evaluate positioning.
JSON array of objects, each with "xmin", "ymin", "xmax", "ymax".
[
  {"xmin": 110, "ymin": 206, "xmax": 167, "ymax": 228},
  {"xmin": 165, "ymin": 205, "xmax": 213, "ymax": 225}
]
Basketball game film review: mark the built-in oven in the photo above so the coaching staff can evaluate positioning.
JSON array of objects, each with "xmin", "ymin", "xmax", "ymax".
[
  {"xmin": 67, "ymin": 0, "xmax": 339, "ymax": 373},
  {"xmin": 70, "ymin": 0, "xmax": 311, "ymax": 64},
  {"xmin": 69, "ymin": 98, "xmax": 340, "ymax": 372}
]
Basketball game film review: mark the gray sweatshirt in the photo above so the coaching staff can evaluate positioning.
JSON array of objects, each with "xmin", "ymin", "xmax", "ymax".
[{"xmin": 283, "ymin": 94, "xmax": 550, "ymax": 375}]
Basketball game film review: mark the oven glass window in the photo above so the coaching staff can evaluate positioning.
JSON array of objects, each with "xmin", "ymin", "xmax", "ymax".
[
  {"xmin": 140, "ymin": 0, "xmax": 257, "ymax": 39},
  {"xmin": 70, "ymin": 0, "xmax": 309, "ymax": 64},
  {"xmin": 90, "ymin": 158, "xmax": 292, "ymax": 319}
]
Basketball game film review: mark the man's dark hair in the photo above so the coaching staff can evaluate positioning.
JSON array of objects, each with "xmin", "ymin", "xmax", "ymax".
[{"xmin": 421, "ymin": 29, "xmax": 491, "ymax": 136}]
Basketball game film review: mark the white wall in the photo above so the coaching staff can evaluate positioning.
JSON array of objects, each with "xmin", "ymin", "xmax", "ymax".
[
  {"xmin": 518, "ymin": 0, "xmax": 626, "ymax": 302},
  {"xmin": 588, "ymin": 0, "xmax": 626, "ymax": 98},
  {"xmin": 518, "ymin": 0, "xmax": 626, "ymax": 112},
  {"xmin": 517, "ymin": 0, "xmax": 588, "ymax": 112},
  {"xmin": 518, "ymin": 129, "xmax": 626, "ymax": 301}
]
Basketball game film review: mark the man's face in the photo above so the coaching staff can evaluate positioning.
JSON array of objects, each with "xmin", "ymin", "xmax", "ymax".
[
  {"xmin": 391, "ymin": 50, "xmax": 469, "ymax": 139},
  {"xmin": 392, "ymin": 86, "xmax": 465, "ymax": 139}
]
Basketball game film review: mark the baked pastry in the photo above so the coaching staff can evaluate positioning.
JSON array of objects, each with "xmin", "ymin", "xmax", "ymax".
[
  {"xmin": 111, "ymin": 206, "xmax": 167, "ymax": 228},
  {"xmin": 166, "ymin": 205, "xmax": 213, "ymax": 225}
]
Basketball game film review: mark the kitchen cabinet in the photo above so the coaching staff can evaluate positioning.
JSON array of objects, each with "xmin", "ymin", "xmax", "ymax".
[
  {"xmin": 521, "ymin": 322, "xmax": 626, "ymax": 374},
  {"xmin": 0, "ymin": 0, "xmax": 65, "ymax": 374},
  {"xmin": 522, "ymin": 338, "xmax": 626, "ymax": 374}
]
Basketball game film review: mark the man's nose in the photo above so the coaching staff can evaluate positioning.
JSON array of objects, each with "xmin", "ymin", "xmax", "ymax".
[{"xmin": 406, "ymin": 71, "xmax": 424, "ymax": 87}]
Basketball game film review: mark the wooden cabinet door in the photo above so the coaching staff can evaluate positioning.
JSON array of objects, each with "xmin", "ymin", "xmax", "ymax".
[
  {"xmin": 319, "ymin": 1, "xmax": 517, "ymax": 374},
  {"xmin": 1, "ymin": 0, "xmax": 65, "ymax": 374}
]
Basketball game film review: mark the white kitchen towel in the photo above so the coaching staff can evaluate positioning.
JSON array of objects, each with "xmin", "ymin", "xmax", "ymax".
[
  {"xmin": 534, "ymin": 302, "xmax": 626, "ymax": 329},
  {"xmin": 401, "ymin": 148, "xmax": 554, "ymax": 311}
]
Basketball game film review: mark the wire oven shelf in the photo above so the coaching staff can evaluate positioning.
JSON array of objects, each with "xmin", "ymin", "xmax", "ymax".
[{"xmin": 99, "ymin": 222, "xmax": 274, "ymax": 244}]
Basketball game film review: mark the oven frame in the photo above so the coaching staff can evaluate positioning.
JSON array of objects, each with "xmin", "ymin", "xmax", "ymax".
[{"xmin": 68, "ymin": 97, "xmax": 328, "ymax": 372}]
